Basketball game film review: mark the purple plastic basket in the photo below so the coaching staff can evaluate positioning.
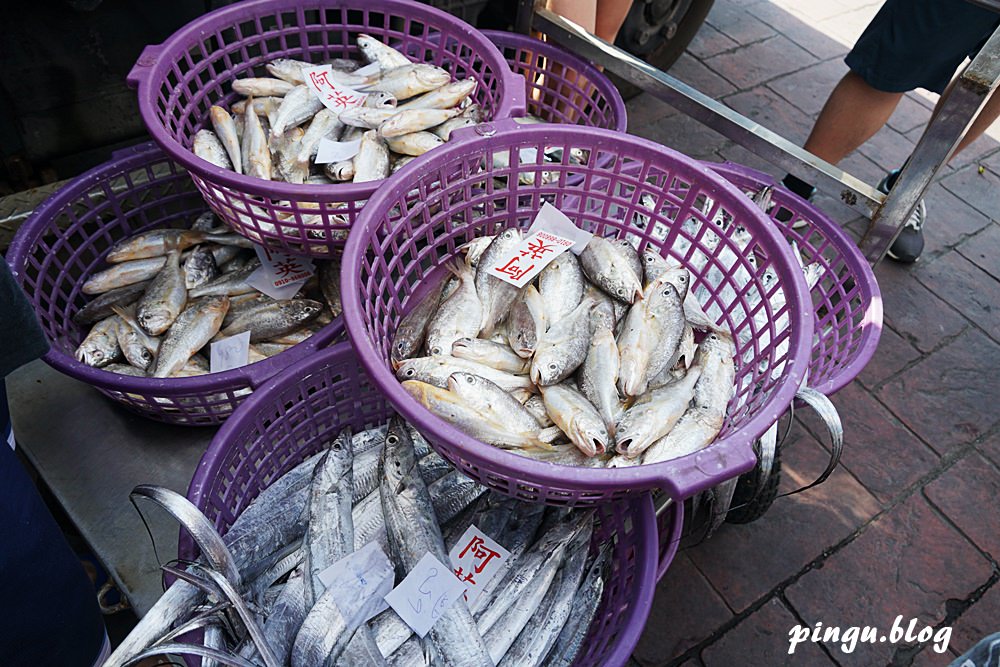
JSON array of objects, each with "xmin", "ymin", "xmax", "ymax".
[
  {"xmin": 342, "ymin": 119, "xmax": 814, "ymax": 506},
  {"xmin": 5, "ymin": 142, "xmax": 341, "ymax": 426},
  {"xmin": 481, "ymin": 30, "xmax": 627, "ymax": 132},
  {"xmin": 704, "ymin": 162, "xmax": 883, "ymax": 395},
  {"xmin": 183, "ymin": 342, "xmax": 663, "ymax": 667},
  {"xmin": 126, "ymin": 0, "xmax": 526, "ymax": 259}
]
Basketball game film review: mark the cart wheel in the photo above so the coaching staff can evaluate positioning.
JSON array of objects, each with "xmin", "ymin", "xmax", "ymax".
[
  {"xmin": 725, "ymin": 441, "xmax": 782, "ymax": 524},
  {"xmin": 610, "ymin": 0, "xmax": 716, "ymax": 99}
]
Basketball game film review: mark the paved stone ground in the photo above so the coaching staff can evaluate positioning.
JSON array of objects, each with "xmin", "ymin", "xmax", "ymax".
[{"xmin": 625, "ymin": 1, "xmax": 1000, "ymax": 665}]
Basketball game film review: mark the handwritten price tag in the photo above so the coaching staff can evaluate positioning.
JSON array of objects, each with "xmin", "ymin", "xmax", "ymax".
[
  {"xmin": 210, "ymin": 331, "xmax": 250, "ymax": 373},
  {"xmin": 303, "ymin": 65, "xmax": 369, "ymax": 113},
  {"xmin": 448, "ymin": 525, "xmax": 510, "ymax": 605},
  {"xmin": 384, "ymin": 552, "xmax": 466, "ymax": 638},
  {"xmin": 246, "ymin": 245, "xmax": 315, "ymax": 300},
  {"xmin": 487, "ymin": 229, "xmax": 574, "ymax": 288},
  {"xmin": 317, "ymin": 542, "xmax": 395, "ymax": 623},
  {"xmin": 315, "ymin": 138, "xmax": 362, "ymax": 165}
]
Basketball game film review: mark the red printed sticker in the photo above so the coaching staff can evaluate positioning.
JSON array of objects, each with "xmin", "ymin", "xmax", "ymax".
[
  {"xmin": 447, "ymin": 525, "xmax": 511, "ymax": 605},
  {"xmin": 303, "ymin": 65, "xmax": 369, "ymax": 112},
  {"xmin": 487, "ymin": 229, "xmax": 575, "ymax": 288},
  {"xmin": 247, "ymin": 245, "xmax": 315, "ymax": 300}
]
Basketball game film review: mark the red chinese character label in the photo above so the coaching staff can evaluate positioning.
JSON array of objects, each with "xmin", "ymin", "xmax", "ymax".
[
  {"xmin": 247, "ymin": 245, "xmax": 315, "ymax": 299},
  {"xmin": 487, "ymin": 229, "xmax": 574, "ymax": 288},
  {"xmin": 303, "ymin": 65, "xmax": 369, "ymax": 112},
  {"xmin": 448, "ymin": 525, "xmax": 511, "ymax": 605}
]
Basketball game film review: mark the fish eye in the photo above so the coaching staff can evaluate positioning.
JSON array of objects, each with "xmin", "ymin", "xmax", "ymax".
[
  {"xmin": 465, "ymin": 376, "xmax": 475, "ymax": 383},
  {"xmin": 431, "ymin": 346, "xmax": 442, "ymax": 355},
  {"xmin": 548, "ymin": 363, "xmax": 557, "ymax": 370},
  {"xmin": 387, "ymin": 435, "xmax": 398, "ymax": 445},
  {"xmin": 616, "ymin": 288, "xmax": 624, "ymax": 295},
  {"xmin": 396, "ymin": 342, "xmax": 405, "ymax": 351},
  {"xmin": 679, "ymin": 276, "xmax": 687, "ymax": 282},
  {"xmin": 333, "ymin": 443, "xmax": 342, "ymax": 451},
  {"xmin": 404, "ymin": 369, "xmax": 415, "ymax": 377}
]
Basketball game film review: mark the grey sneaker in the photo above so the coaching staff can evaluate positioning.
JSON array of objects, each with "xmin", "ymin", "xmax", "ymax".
[{"xmin": 878, "ymin": 169, "xmax": 925, "ymax": 263}]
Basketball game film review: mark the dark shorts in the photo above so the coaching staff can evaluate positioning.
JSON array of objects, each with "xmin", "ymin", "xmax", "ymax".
[{"xmin": 845, "ymin": 0, "xmax": 1000, "ymax": 94}]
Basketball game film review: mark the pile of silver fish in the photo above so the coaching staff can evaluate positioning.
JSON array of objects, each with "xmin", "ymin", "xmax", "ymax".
[
  {"xmin": 391, "ymin": 186, "xmax": 822, "ymax": 469},
  {"xmin": 105, "ymin": 417, "xmax": 607, "ymax": 667},
  {"xmin": 73, "ymin": 211, "xmax": 341, "ymax": 378},
  {"xmin": 193, "ymin": 34, "xmax": 482, "ymax": 187}
]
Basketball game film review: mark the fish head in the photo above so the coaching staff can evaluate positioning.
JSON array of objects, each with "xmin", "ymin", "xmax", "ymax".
[
  {"xmin": 445, "ymin": 371, "xmax": 489, "ymax": 400},
  {"xmin": 138, "ymin": 308, "xmax": 173, "ymax": 336},
  {"xmin": 366, "ymin": 91, "xmax": 397, "ymax": 109},
  {"xmin": 380, "ymin": 417, "xmax": 418, "ymax": 493},
  {"xmin": 564, "ymin": 412, "xmax": 607, "ymax": 457},
  {"xmin": 76, "ymin": 345, "xmax": 106, "ymax": 367},
  {"xmin": 450, "ymin": 338, "xmax": 475, "ymax": 357},
  {"xmin": 394, "ymin": 358, "xmax": 428, "ymax": 382}
]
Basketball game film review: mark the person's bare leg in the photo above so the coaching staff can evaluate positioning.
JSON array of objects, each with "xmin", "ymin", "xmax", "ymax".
[
  {"xmin": 801, "ymin": 71, "xmax": 904, "ymax": 164},
  {"xmin": 547, "ymin": 0, "xmax": 597, "ymax": 32},
  {"xmin": 595, "ymin": 0, "xmax": 633, "ymax": 42}
]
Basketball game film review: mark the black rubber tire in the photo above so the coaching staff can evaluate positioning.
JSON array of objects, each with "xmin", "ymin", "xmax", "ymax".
[
  {"xmin": 725, "ymin": 441, "xmax": 782, "ymax": 525},
  {"xmin": 609, "ymin": 0, "xmax": 716, "ymax": 100}
]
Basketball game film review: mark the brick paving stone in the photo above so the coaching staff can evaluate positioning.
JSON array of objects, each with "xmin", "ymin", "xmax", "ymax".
[
  {"xmin": 686, "ymin": 429, "xmax": 879, "ymax": 613},
  {"xmin": 785, "ymin": 493, "xmax": 994, "ymax": 666},
  {"xmin": 957, "ymin": 223, "xmax": 1000, "ymax": 283},
  {"xmin": 921, "ymin": 186, "xmax": 993, "ymax": 257},
  {"xmin": 705, "ymin": 0, "xmax": 776, "ymax": 47},
  {"xmin": 704, "ymin": 35, "xmax": 817, "ymax": 90},
  {"xmin": 947, "ymin": 583, "xmax": 1000, "ymax": 658},
  {"xmin": 939, "ymin": 165, "xmax": 1000, "ymax": 220},
  {"xmin": 829, "ymin": 382, "xmax": 940, "ymax": 504},
  {"xmin": 925, "ymin": 451, "xmax": 1000, "ymax": 559},
  {"xmin": 887, "ymin": 94, "xmax": 935, "ymax": 136},
  {"xmin": 767, "ymin": 58, "xmax": 848, "ymax": 116},
  {"xmin": 909, "ymin": 645, "xmax": 963, "ymax": 667},
  {"xmin": 723, "ymin": 86, "xmax": 815, "ymax": 146},
  {"xmin": 701, "ymin": 598, "xmax": 838, "ymax": 666},
  {"xmin": 641, "ymin": 114, "xmax": 728, "ymax": 161},
  {"xmin": 626, "ymin": 93, "xmax": 678, "ymax": 132},
  {"xmin": 858, "ymin": 125, "xmax": 916, "ymax": 174},
  {"xmin": 668, "ymin": 52, "xmax": 736, "ymax": 100},
  {"xmin": 915, "ymin": 250, "xmax": 1000, "ymax": 340},
  {"xmin": 947, "ymin": 135, "xmax": 1000, "ymax": 171},
  {"xmin": 874, "ymin": 261, "xmax": 966, "ymax": 354},
  {"xmin": 856, "ymin": 326, "xmax": 922, "ymax": 389},
  {"xmin": 976, "ymin": 430, "xmax": 1000, "ymax": 470},
  {"xmin": 876, "ymin": 327, "xmax": 1000, "ymax": 453},
  {"xmin": 633, "ymin": 553, "xmax": 733, "ymax": 666},
  {"xmin": 749, "ymin": 2, "xmax": 848, "ymax": 61},
  {"xmin": 686, "ymin": 23, "xmax": 739, "ymax": 60}
]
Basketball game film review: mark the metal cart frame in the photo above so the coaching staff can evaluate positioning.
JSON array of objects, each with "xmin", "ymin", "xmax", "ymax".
[{"xmin": 514, "ymin": 0, "xmax": 1000, "ymax": 265}]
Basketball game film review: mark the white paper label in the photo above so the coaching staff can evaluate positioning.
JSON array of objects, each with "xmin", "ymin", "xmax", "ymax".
[
  {"xmin": 528, "ymin": 202, "xmax": 594, "ymax": 253},
  {"xmin": 487, "ymin": 229, "xmax": 575, "ymax": 288},
  {"xmin": 317, "ymin": 542, "xmax": 395, "ymax": 622},
  {"xmin": 447, "ymin": 525, "xmax": 511, "ymax": 605},
  {"xmin": 315, "ymin": 138, "xmax": 362, "ymax": 165},
  {"xmin": 210, "ymin": 331, "xmax": 250, "ymax": 373},
  {"xmin": 303, "ymin": 65, "xmax": 369, "ymax": 112},
  {"xmin": 246, "ymin": 245, "xmax": 315, "ymax": 300},
  {"xmin": 384, "ymin": 552, "xmax": 466, "ymax": 638}
]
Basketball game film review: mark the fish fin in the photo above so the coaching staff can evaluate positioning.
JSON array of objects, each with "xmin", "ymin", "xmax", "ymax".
[
  {"xmin": 537, "ymin": 426, "xmax": 563, "ymax": 444},
  {"xmin": 110, "ymin": 304, "xmax": 140, "ymax": 330}
]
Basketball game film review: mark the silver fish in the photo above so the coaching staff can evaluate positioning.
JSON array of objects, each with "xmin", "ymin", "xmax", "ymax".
[
  {"xmin": 297, "ymin": 108, "xmax": 344, "ymax": 165},
  {"xmin": 378, "ymin": 107, "xmax": 461, "ymax": 138},
  {"xmin": 243, "ymin": 97, "xmax": 272, "ymax": 180},
  {"xmin": 152, "ymin": 296, "xmax": 230, "ymax": 378},
  {"xmin": 579, "ymin": 236, "xmax": 643, "ymax": 304},
  {"xmin": 451, "ymin": 337, "xmax": 529, "ymax": 374},
  {"xmin": 232, "ymin": 77, "xmax": 296, "ymax": 97},
  {"xmin": 103, "ymin": 362, "xmax": 146, "ymax": 377},
  {"xmin": 265, "ymin": 58, "xmax": 312, "ymax": 85},
  {"xmin": 339, "ymin": 107, "xmax": 397, "ymax": 129},
  {"xmin": 210, "ymin": 106, "xmax": 242, "ymax": 174},
  {"xmin": 303, "ymin": 431, "xmax": 354, "ymax": 608},
  {"xmin": 192, "ymin": 129, "xmax": 231, "ymax": 170},
  {"xmin": 357, "ymin": 34, "xmax": 411, "ymax": 70},
  {"xmin": 641, "ymin": 405, "xmax": 724, "ymax": 465},
  {"xmin": 577, "ymin": 323, "xmax": 621, "ymax": 436},
  {"xmin": 106, "ymin": 229, "xmax": 217, "ymax": 263},
  {"xmin": 232, "ymin": 97, "xmax": 282, "ymax": 125},
  {"xmin": 324, "ymin": 159, "xmax": 356, "ymax": 182},
  {"xmin": 546, "ymin": 548, "xmax": 607, "ymax": 667},
  {"xmin": 390, "ymin": 277, "xmax": 445, "ymax": 369},
  {"xmin": 691, "ymin": 330, "xmax": 735, "ymax": 417},
  {"xmin": 504, "ymin": 284, "xmax": 543, "ymax": 359},
  {"xmin": 220, "ymin": 299, "xmax": 323, "ymax": 342},
  {"xmin": 395, "ymin": 355, "xmax": 533, "ymax": 393},
  {"xmin": 615, "ymin": 367, "xmax": 701, "ymax": 458},
  {"xmin": 75, "ymin": 315, "xmax": 121, "ymax": 367},
  {"xmin": 112, "ymin": 306, "xmax": 159, "ymax": 371},
  {"xmin": 531, "ymin": 297, "xmax": 592, "ymax": 386},
  {"xmin": 137, "ymin": 248, "xmax": 187, "ymax": 335},
  {"xmin": 73, "ymin": 281, "xmax": 148, "ymax": 325},
  {"xmin": 617, "ymin": 276, "xmax": 685, "ymax": 398},
  {"xmin": 641, "ymin": 246, "xmax": 679, "ymax": 286},
  {"xmin": 523, "ymin": 394, "xmax": 553, "ymax": 427},
  {"xmin": 425, "ymin": 259, "xmax": 482, "ymax": 356},
  {"xmin": 611, "ymin": 238, "xmax": 642, "ymax": 284},
  {"xmin": 538, "ymin": 251, "xmax": 584, "ymax": 324},
  {"xmin": 357, "ymin": 64, "xmax": 451, "ymax": 100},
  {"xmin": 188, "ymin": 261, "xmax": 259, "ymax": 298},
  {"xmin": 353, "ymin": 130, "xmax": 390, "ymax": 182},
  {"xmin": 538, "ymin": 382, "xmax": 610, "ymax": 457},
  {"xmin": 379, "ymin": 417, "xmax": 493, "ymax": 667},
  {"xmin": 384, "ymin": 130, "xmax": 443, "ymax": 156},
  {"xmin": 474, "ymin": 228, "xmax": 522, "ymax": 337},
  {"xmin": 447, "ymin": 372, "xmax": 540, "ymax": 434},
  {"xmin": 432, "ymin": 116, "xmax": 476, "ymax": 141},
  {"xmin": 183, "ymin": 245, "xmax": 219, "ymax": 290},
  {"xmin": 398, "ymin": 79, "xmax": 477, "ymax": 110}
]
